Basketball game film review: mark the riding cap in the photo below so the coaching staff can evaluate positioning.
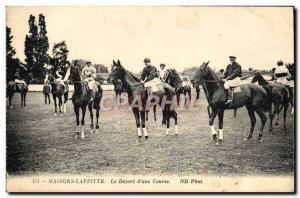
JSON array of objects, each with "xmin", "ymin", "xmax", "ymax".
[
  {"xmin": 277, "ymin": 60, "xmax": 284, "ymax": 66},
  {"xmin": 160, "ymin": 63, "xmax": 166, "ymax": 67},
  {"xmin": 86, "ymin": 61, "xmax": 92, "ymax": 64},
  {"xmin": 144, "ymin": 58, "xmax": 151, "ymax": 63},
  {"xmin": 229, "ymin": 56, "xmax": 236, "ymax": 59}
]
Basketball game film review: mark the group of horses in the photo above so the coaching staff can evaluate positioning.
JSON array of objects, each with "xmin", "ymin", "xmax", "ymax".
[{"xmin": 7, "ymin": 60, "xmax": 294, "ymax": 145}]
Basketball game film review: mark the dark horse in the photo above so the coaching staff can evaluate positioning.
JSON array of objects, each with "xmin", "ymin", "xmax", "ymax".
[
  {"xmin": 108, "ymin": 60, "xmax": 178, "ymax": 141},
  {"xmin": 67, "ymin": 66, "xmax": 102, "ymax": 139},
  {"xmin": 191, "ymin": 62, "xmax": 268, "ymax": 145},
  {"xmin": 7, "ymin": 81, "xmax": 28, "ymax": 108},
  {"xmin": 251, "ymin": 72, "xmax": 290, "ymax": 132},
  {"xmin": 164, "ymin": 69, "xmax": 191, "ymax": 106},
  {"xmin": 48, "ymin": 74, "xmax": 69, "ymax": 115},
  {"xmin": 43, "ymin": 84, "xmax": 51, "ymax": 105}
]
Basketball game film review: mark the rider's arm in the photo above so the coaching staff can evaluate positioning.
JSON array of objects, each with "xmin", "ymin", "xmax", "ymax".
[
  {"xmin": 222, "ymin": 66, "xmax": 229, "ymax": 79},
  {"xmin": 140, "ymin": 68, "xmax": 147, "ymax": 81},
  {"xmin": 91, "ymin": 68, "xmax": 96, "ymax": 79},
  {"xmin": 56, "ymin": 71, "xmax": 63, "ymax": 78}
]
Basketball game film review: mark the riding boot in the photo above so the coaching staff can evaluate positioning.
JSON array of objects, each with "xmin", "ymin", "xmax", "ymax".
[{"xmin": 225, "ymin": 89, "xmax": 233, "ymax": 104}]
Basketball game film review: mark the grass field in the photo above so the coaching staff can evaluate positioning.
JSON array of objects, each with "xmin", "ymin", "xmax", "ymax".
[{"xmin": 6, "ymin": 90, "xmax": 294, "ymax": 176}]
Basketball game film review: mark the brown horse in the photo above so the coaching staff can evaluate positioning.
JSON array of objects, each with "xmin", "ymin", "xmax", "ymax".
[
  {"xmin": 251, "ymin": 72, "xmax": 290, "ymax": 132},
  {"xmin": 7, "ymin": 81, "xmax": 28, "ymax": 108},
  {"xmin": 191, "ymin": 62, "xmax": 268, "ymax": 145},
  {"xmin": 43, "ymin": 84, "xmax": 51, "ymax": 105},
  {"xmin": 67, "ymin": 66, "xmax": 102, "ymax": 139},
  {"xmin": 48, "ymin": 74, "xmax": 69, "ymax": 115},
  {"xmin": 107, "ymin": 60, "xmax": 178, "ymax": 142}
]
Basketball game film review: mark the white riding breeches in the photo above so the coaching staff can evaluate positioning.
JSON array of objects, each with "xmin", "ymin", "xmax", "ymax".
[
  {"xmin": 276, "ymin": 77, "xmax": 293, "ymax": 87},
  {"xmin": 224, "ymin": 77, "xmax": 241, "ymax": 89},
  {"xmin": 15, "ymin": 79, "xmax": 25, "ymax": 85},
  {"xmin": 144, "ymin": 78, "xmax": 162, "ymax": 93}
]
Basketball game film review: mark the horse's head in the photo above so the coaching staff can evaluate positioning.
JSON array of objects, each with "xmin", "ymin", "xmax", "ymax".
[
  {"xmin": 251, "ymin": 71, "xmax": 268, "ymax": 86},
  {"xmin": 191, "ymin": 61, "xmax": 210, "ymax": 87},
  {"xmin": 69, "ymin": 65, "xmax": 81, "ymax": 82},
  {"xmin": 107, "ymin": 59, "xmax": 125, "ymax": 84},
  {"xmin": 164, "ymin": 69, "xmax": 183, "ymax": 88}
]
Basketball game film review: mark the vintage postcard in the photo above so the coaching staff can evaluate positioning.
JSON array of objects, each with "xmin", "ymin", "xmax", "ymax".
[{"xmin": 6, "ymin": 6, "xmax": 295, "ymax": 192}]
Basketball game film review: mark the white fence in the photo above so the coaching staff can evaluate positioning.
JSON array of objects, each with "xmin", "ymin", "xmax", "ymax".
[{"xmin": 28, "ymin": 84, "xmax": 115, "ymax": 92}]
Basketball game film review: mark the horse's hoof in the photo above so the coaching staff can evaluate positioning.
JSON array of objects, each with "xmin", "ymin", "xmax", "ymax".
[
  {"xmin": 218, "ymin": 139, "xmax": 223, "ymax": 144},
  {"xmin": 138, "ymin": 136, "xmax": 142, "ymax": 143},
  {"xmin": 275, "ymin": 122, "xmax": 279, "ymax": 126},
  {"xmin": 213, "ymin": 134, "xmax": 218, "ymax": 144},
  {"xmin": 247, "ymin": 135, "xmax": 252, "ymax": 140},
  {"xmin": 258, "ymin": 135, "xmax": 263, "ymax": 142},
  {"xmin": 96, "ymin": 125, "xmax": 100, "ymax": 129},
  {"xmin": 145, "ymin": 136, "xmax": 149, "ymax": 143}
]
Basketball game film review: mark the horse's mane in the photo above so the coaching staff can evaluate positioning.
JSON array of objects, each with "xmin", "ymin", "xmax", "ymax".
[
  {"xmin": 206, "ymin": 65, "xmax": 220, "ymax": 81},
  {"xmin": 126, "ymin": 70, "xmax": 140, "ymax": 82}
]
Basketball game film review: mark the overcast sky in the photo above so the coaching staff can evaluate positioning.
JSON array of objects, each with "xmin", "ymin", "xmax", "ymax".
[{"xmin": 6, "ymin": 6, "xmax": 294, "ymax": 72}]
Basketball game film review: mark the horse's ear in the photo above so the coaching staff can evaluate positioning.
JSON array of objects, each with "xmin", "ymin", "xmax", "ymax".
[
  {"xmin": 205, "ymin": 61, "xmax": 210, "ymax": 66},
  {"xmin": 113, "ymin": 60, "xmax": 116, "ymax": 65},
  {"xmin": 117, "ymin": 59, "xmax": 121, "ymax": 66}
]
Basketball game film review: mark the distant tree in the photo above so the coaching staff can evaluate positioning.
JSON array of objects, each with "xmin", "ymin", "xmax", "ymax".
[
  {"xmin": 24, "ymin": 14, "xmax": 50, "ymax": 83},
  {"xmin": 50, "ymin": 41, "xmax": 69, "ymax": 73},
  {"xmin": 94, "ymin": 64, "xmax": 109, "ymax": 73},
  {"xmin": 6, "ymin": 26, "xmax": 20, "ymax": 82}
]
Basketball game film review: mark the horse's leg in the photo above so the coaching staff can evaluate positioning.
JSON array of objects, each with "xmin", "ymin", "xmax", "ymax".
[
  {"xmin": 174, "ymin": 111, "xmax": 179, "ymax": 135},
  {"xmin": 153, "ymin": 105, "xmax": 157, "ymax": 122},
  {"xmin": 146, "ymin": 111, "xmax": 148, "ymax": 122},
  {"xmin": 196, "ymin": 89, "xmax": 200, "ymax": 100},
  {"xmin": 74, "ymin": 106, "xmax": 80, "ymax": 139},
  {"xmin": 288, "ymin": 87, "xmax": 294, "ymax": 114},
  {"xmin": 217, "ymin": 109, "xmax": 224, "ymax": 142},
  {"xmin": 188, "ymin": 89, "xmax": 192, "ymax": 103},
  {"xmin": 9, "ymin": 94, "xmax": 13, "ymax": 109},
  {"xmin": 269, "ymin": 104, "xmax": 274, "ymax": 133},
  {"xmin": 140, "ymin": 111, "xmax": 148, "ymax": 143},
  {"xmin": 283, "ymin": 103, "xmax": 289, "ymax": 131},
  {"xmin": 207, "ymin": 105, "xmax": 211, "ymax": 119},
  {"xmin": 95, "ymin": 103, "xmax": 100, "ymax": 133},
  {"xmin": 209, "ymin": 108, "xmax": 219, "ymax": 144},
  {"xmin": 255, "ymin": 109, "xmax": 267, "ymax": 142},
  {"xmin": 80, "ymin": 105, "xmax": 87, "ymax": 139},
  {"xmin": 58, "ymin": 96, "xmax": 62, "ymax": 115},
  {"xmin": 63, "ymin": 93, "xmax": 68, "ymax": 113},
  {"xmin": 23, "ymin": 91, "xmax": 27, "ymax": 107},
  {"xmin": 20, "ymin": 92, "xmax": 23, "ymax": 107},
  {"xmin": 176, "ymin": 93, "xmax": 180, "ymax": 106},
  {"xmin": 53, "ymin": 95, "xmax": 57, "ymax": 116},
  {"xmin": 184, "ymin": 91, "xmax": 187, "ymax": 106},
  {"xmin": 48, "ymin": 94, "xmax": 51, "ymax": 105},
  {"xmin": 162, "ymin": 110, "xmax": 166, "ymax": 126},
  {"xmin": 246, "ymin": 105, "xmax": 256, "ymax": 140},
  {"xmin": 88, "ymin": 103, "xmax": 94, "ymax": 133},
  {"xmin": 133, "ymin": 108, "xmax": 142, "ymax": 143},
  {"xmin": 275, "ymin": 104, "xmax": 283, "ymax": 126},
  {"xmin": 165, "ymin": 111, "xmax": 171, "ymax": 135}
]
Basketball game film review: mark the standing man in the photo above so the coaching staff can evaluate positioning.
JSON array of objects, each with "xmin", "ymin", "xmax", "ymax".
[
  {"xmin": 222, "ymin": 56, "xmax": 242, "ymax": 103},
  {"xmin": 81, "ymin": 61, "xmax": 97, "ymax": 102}
]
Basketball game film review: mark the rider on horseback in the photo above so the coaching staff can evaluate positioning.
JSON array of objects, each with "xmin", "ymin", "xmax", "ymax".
[
  {"xmin": 81, "ymin": 61, "xmax": 97, "ymax": 102},
  {"xmin": 273, "ymin": 60, "xmax": 292, "ymax": 86},
  {"xmin": 222, "ymin": 56, "xmax": 242, "ymax": 103},
  {"xmin": 14, "ymin": 64, "xmax": 27, "ymax": 87},
  {"xmin": 141, "ymin": 58, "xmax": 160, "ymax": 92}
]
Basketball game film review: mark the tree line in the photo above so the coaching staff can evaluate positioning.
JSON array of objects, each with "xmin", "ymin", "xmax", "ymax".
[{"xmin": 6, "ymin": 14, "xmax": 109, "ymax": 84}]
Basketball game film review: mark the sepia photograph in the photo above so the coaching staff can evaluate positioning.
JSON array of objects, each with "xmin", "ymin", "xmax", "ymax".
[{"xmin": 5, "ymin": 6, "xmax": 295, "ymax": 192}]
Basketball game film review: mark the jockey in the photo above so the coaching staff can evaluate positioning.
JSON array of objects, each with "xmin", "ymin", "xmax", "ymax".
[
  {"xmin": 81, "ymin": 61, "xmax": 97, "ymax": 101},
  {"xmin": 180, "ymin": 72, "xmax": 191, "ymax": 87},
  {"xmin": 222, "ymin": 56, "xmax": 242, "ymax": 103},
  {"xmin": 273, "ymin": 60, "xmax": 292, "ymax": 86},
  {"xmin": 141, "ymin": 58, "xmax": 160, "ymax": 92},
  {"xmin": 159, "ymin": 63, "xmax": 171, "ymax": 80},
  {"xmin": 14, "ymin": 65, "xmax": 27, "ymax": 86}
]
